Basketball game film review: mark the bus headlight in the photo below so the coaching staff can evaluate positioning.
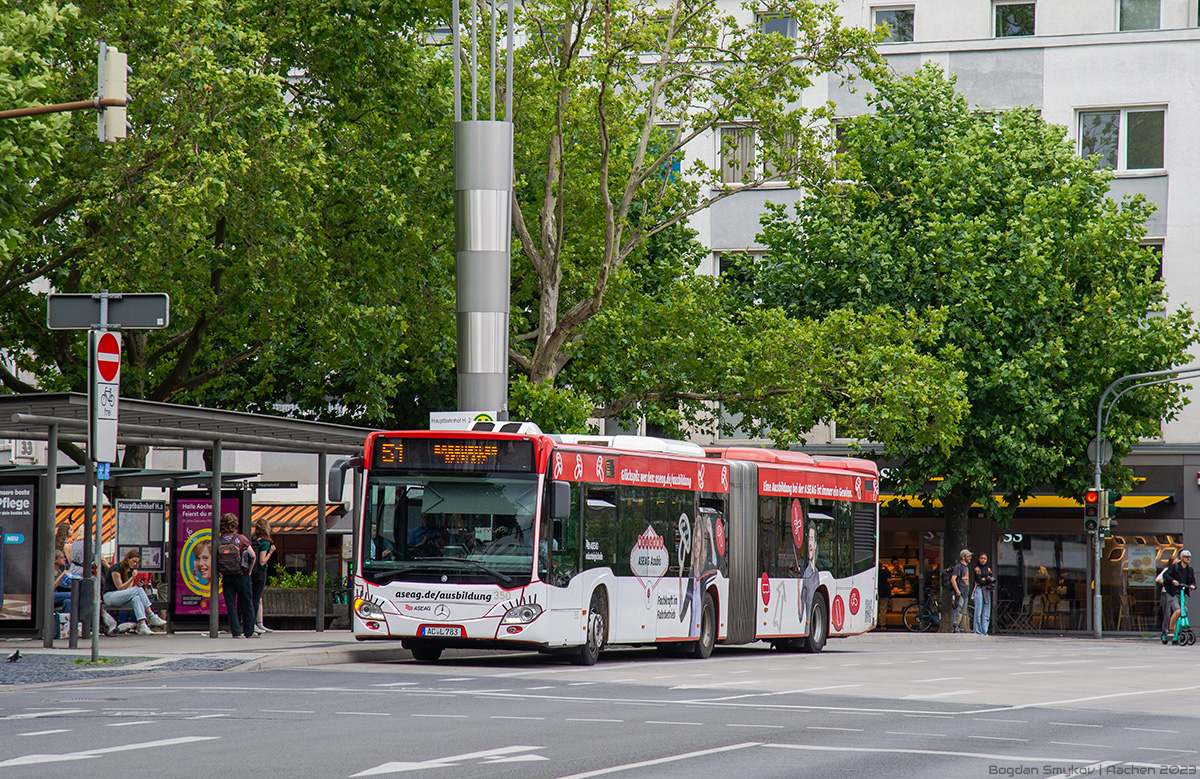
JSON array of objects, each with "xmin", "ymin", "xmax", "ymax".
[
  {"xmin": 500, "ymin": 603, "xmax": 543, "ymax": 625},
  {"xmin": 355, "ymin": 598, "xmax": 385, "ymax": 620}
]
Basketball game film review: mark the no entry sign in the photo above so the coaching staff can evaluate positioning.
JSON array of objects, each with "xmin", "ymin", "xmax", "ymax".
[
  {"xmin": 90, "ymin": 329, "xmax": 121, "ymax": 462},
  {"xmin": 96, "ymin": 331, "xmax": 121, "ymax": 382}
]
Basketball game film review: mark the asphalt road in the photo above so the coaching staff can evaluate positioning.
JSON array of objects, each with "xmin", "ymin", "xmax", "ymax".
[{"xmin": 1, "ymin": 636, "xmax": 1197, "ymax": 778}]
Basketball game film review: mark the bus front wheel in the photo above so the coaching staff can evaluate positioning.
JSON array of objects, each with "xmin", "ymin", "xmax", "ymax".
[
  {"xmin": 573, "ymin": 590, "xmax": 607, "ymax": 666},
  {"xmin": 802, "ymin": 596, "xmax": 827, "ymax": 654},
  {"xmin": 409, "ymin": 641, "xmax": 443, "ymax": 663}
]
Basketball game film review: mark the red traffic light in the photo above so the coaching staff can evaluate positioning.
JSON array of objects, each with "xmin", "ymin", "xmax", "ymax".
[{"xmin": 1084, "ymin": 490, "xmax": 1099, "ymax": 505}]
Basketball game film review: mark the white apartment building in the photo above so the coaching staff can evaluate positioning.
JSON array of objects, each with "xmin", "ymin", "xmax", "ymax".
[{"xmin": 692, "ymin": 0, "xmax": 1200, "ymax": 630}]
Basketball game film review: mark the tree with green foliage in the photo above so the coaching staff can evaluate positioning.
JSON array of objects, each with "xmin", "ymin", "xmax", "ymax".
[
  {"xmin": 508, "ymin": 0, "xmax": 882, "ymax": 388},
  {"xmin": 0, "ymin": 3, "xmax": 76, "ymax": 299},
  {"xmin": 0, "ymin": 0, "xmax": 454, "ymax": 455},
  {"xmin": 756, "ymin": 65, "xmax": 1197, "ymax": 573}
]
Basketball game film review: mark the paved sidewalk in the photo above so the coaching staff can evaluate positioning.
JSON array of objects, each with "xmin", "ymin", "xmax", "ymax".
[{"xmin": 0, "ymin": 629, "xmax": 410, "ymax": 687}]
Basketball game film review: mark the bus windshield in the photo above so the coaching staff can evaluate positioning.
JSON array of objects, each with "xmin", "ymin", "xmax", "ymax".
[{"xmin": 362, "ymin": 472, "xmax": 539, "ymax": 588}]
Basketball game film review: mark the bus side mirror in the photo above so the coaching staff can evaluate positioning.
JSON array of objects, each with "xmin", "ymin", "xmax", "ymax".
[
  {"xmin": 328, "ymin": 456, "xmax": 362, "ymax": 503},
  {"xmin": 552, "ymin": 480, "xmax": 572, "ymax": 519}
]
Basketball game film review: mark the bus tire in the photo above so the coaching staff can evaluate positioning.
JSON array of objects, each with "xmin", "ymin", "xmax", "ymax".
[
  {"xmin": 802, "ymin": 596, "xmax": 827, "ymax": 654},
  {"xmin": 573, "ymin": 590, "xmax": 607, "ymax": 666},
  {"xmin": 689, "ymin": 592, "xmax": 716, "ymax": 659},
  {"xmin": 409, "ymin": 642, "xmax": 443, "ymax": 663}
]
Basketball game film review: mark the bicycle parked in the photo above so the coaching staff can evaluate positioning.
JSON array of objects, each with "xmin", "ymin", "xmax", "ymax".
[{"xmin": 902, "ymin": 592, "xmax": 941, "ymax": 632}]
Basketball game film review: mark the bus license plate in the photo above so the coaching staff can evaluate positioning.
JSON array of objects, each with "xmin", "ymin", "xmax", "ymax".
[{"xmin": 421, "ymin": 626, "xmax": 463, "ymax": 638}]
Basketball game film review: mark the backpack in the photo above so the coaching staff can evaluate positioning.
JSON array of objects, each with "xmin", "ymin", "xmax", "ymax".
[
  {"xmin": 216, "ymin": 534, "xmax": 243, "ymax": 575},
  {"xmin": 940, "ymin": 566, "xmax": 954, "ymax": 591}
]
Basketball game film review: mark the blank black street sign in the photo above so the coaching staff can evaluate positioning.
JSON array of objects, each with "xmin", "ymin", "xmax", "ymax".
[{"xmin": 47, "ymin": 293, "xmax": 170, "ymax": 330}]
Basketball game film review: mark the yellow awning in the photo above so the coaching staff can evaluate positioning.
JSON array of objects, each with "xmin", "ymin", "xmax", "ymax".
[{"xmin": 882, "ymin": 494, "xmax": 1173, "ymax": 510}]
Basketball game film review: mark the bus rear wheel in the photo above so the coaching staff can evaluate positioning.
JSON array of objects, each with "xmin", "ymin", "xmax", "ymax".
[
  {"xmin": 573, "ymin": 590, "xmax": 607, "ymax": 666},
  {"xmin": 689, "ymin": 592, "xmax": 716, "ymax": 659},
  {"xmin": 802, "ymin": 596, "xmax": 827, "ymax": 654}
]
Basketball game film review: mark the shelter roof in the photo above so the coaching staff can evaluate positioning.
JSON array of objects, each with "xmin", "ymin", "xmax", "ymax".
[{"xmin": 0, "ymin": 392, "xmax": 372, "ymax": 455}]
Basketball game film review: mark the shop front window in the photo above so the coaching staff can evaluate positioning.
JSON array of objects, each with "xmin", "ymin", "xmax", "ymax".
[
  {"xmin": 1102, "ymin": 534, "xmax": 1182, "ymax": 632},
  {"xmin": 877, "ymin": 531, "xmax": 941, "ymax": 629},
  {"xmin": 995, "ymin": 534, "xmax": 1089, "ymax": 632}
]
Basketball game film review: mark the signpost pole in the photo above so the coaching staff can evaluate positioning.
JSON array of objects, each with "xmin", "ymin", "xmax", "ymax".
[
  {"xmin": 92, "ymin": 462, "xmax": 103, "ymax": 662},
  {"xmin": 209, "ymin": 439, "xmax": 222, "ymax": 639},
  {"xmin": 317, "ymin": 452, "xmax": 327, "ymax": 632},
  {"xmin": 40, "ymin": 424, "xmax": 57, "ymax": 648}
]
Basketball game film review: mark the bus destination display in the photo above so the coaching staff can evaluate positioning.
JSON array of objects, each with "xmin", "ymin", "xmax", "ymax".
[{"xmin": 372, "ymin": 438, "xmax": 534, "ymax": 473}]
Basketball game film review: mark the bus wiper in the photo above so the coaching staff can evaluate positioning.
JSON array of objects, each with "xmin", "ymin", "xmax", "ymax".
[{"xmin": 440, "ymin": 557, "xmax": 513, "ymax": 585}]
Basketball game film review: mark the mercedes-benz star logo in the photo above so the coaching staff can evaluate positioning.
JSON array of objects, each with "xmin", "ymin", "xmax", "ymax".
[{"xmin": 434, "ymin": 604, "xmax": 451, "ymax": 620}]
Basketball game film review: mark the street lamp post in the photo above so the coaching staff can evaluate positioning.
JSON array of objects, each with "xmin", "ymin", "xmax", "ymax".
[{"xmin": 1091, "ymin": 365, "xmax": 1200, "ymax": 638}]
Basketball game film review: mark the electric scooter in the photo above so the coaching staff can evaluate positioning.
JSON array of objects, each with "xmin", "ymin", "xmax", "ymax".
[{"xmin": 1162, "ymin": 587, "xmax": 1195, "ymax": 646}]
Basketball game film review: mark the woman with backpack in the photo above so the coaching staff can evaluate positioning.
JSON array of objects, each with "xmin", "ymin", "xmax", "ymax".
[
  {"xmin": 217, "ymin": 513, "xmax": 257, "ymax": 638},
  {"xmin": 251, "ymin": 518, "xmax": 277, "ymax": 635}
]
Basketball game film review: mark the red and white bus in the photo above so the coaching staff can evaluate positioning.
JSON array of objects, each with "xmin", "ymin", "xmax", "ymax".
[{"xmin": 350, "ymin": 424, "xmax": 879, "ymax": 664}]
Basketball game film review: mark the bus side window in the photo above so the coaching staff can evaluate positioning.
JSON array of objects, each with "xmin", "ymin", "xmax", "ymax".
[
  {"xmin": 810, "ymin": 501, "xmax": 836, "ymax": 574},
  {"xmin": 582, "ymin": 486, "xmax": 617, "ymax": 572},
  {"xmin": 547, "ymin": 483, "xmax": 582, "ymax": 587}
]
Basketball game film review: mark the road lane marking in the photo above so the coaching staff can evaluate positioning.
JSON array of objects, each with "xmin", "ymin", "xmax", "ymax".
[
  {"xmin": 902, "ymin": 690, "xmax": 978, "ymax": 699},
  {"xmin": 886, "ymin": 732, "xmax": 947, "ymax": 737},
  {"xmin": 0, "ymin": 737, "xmax": 219, "ymax": 768},
  {"xmin": 1049, "ymin": 722, "xmax": 1102, "ymax": 728},
  {"xmin": 968, "ymin": 736, "xmax": 1028, "ymax": 742},
  {"xmin": 19, "ymin": 730, "xmax": 71, "ymax": 737},
  {"xmin": 409, "ymin": 713, "xmax": 462, "ymax": 718},
  {"xmin": 700, "ymin": 684, "xmax": 862, "ymax": 701},
  {"xmin": 1051, "ymin": 742, "xmax": 1109, "ymax": 749},
  {"xmin": 567, "ymin": 718, "xmax": 623, "ymax": 723},
  {"xmin": 260, "ymin": 709, "xmax": 315, "ymax": 714},
  {"xmin": 1010, "ymin": 671, "xmax": 1057, "ymax": 675},
  {"xmin": 352, "ymin": 745, "xmax": 547, "ymax": 776},
  {"xmin": 106, "ymin": 721, "xmax": 153, "ymax": 727},
  {"xmin": 809, "ymin": 726, "xmax": 863, "ymax": 732},
  {"xmin": 973, "ymin": 718, "xmax": 1028, "ymax": 723},
  {"xmin": 646, "ymin": 720, "xmax": 703, "ymax": 726},
  {"xmin": 1125, "ymin": 727, "xmax": 1179, "ymax": 733},
  {"xmin": 1136, "ymin": 747, "xmax": 1198, "ymax": 754},
  {"xmin": 729, "ymin": 724, "xmax": 784, "ymax": 729},
  {"xmin": 0, "ymin": 709, "xmax": 90, "ymax": 721},
  {"xmin": 185, "ymin": 714, "xmax": 229, "ymax": 720},
  {"xmin": 763, "ymin": 743, "xmax": 1094, "ymax": 763},
  {"xmin": 554, "ymin": 742, "xmax": 762, "ymax": 779},
  {"xmin": 1104, "ymin": 665, "xmax": 1153, "ymax": 670},
  {"xmin": 904, "ymin": 714, "xmax": 954, "ymax": 719},
  {"xmin": 912, "ymin": 677, "xmax": 963, "ymax": 683}
]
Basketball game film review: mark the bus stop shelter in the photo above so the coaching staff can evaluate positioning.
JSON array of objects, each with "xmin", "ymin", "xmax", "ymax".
[{"xmin": 0, "ymin": 392, "xmax": 374, "ymax": 646}]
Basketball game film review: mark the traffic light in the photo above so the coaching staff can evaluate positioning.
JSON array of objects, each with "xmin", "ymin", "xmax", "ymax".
[
  {"xmin": 1083, "ymin": 489, "xmax": 1100, "ymax": 533},
  {"xmin": 97, "ymin": 42, "xmax": 131, "ymax": 142}
]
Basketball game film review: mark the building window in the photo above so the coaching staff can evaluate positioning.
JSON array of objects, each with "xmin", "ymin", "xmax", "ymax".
[
  {"xmin": 720, "ymin": 127, "xmax": 756, "ymax": 184},
  {"xmin": 995, "ymin": 2, "xmax": 1035, "ymax": 36},
  {"xmin": 758, "ymin": 12, "xmax": 796, "ymax": 38},
  {"xmin": 1119, "ymin": 0, "xmax": 1160, "ymax": 31},
  {"xmin": 874, "ymin": 7, "xmax": 914, "ymax": 42},
  {"xmin": 1078, "ymin": 108, "xmax": 1165, "ymax": 171}
]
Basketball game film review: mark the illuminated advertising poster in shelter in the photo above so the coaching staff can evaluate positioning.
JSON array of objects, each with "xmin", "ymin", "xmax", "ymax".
[
  {"xmin": 173, "ymin": 495, "xmax": 240, "ymax": 616},
  {"xmin": 0, "ymin": 483, "xmax": 36, "ymax": 623},
  {"xmin": 116, "ymin": 499, "xmax": 166, "ymax": 573}
]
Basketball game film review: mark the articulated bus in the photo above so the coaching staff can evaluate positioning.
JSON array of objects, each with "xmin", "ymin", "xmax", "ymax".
[{"xmin": 350, "ymin": 424, "xmax": 879, "ymax": 664}]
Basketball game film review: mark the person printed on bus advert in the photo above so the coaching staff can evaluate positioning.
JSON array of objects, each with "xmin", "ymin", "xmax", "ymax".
[
  {"xmin": 951, "ymin": 549, "xmax": 971, "ymax": 633},
  {"xmin": 102, "ymin": 550, "xmax": 167, "ymax": 635},
  {"xmin": 972, "ymin": 553, "xmax": 995, "ymax": 635},
  {"xmin": 1157, "ymin": 554, "xmax": 1178, "ymax": 638},
  {"xmin": 1164, "ymin": 550, "xmax": 1197, "ymax": 643}
]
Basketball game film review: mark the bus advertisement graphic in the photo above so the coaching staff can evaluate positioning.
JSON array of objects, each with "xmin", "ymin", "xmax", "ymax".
[
  {"xmin": 0, "ymin": 483, "xmax": 35, "ymax": 620},
  {"xmin": 174, "ymin": 496, "xmax": 240, "ymax": 616}
]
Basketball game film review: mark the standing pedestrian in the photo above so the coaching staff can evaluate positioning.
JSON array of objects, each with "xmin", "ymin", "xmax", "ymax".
[
  {"xmin": 951, "ymin": 549, "xmax": 972, "ymax": 633},
  {"xmin": 972, "ymin": 552, "xmax": 995, "ymax": 635},
  {"xmin": 1157, "ymin": 554, "xmax": 1178, "ymax": 639},
  {"xmin": 251, "ymin": 518, "xmax": 276, "ymax": 634},
  {"xmin": 217, "ymin": 513, "xmax": 256, "ymax": 638}
]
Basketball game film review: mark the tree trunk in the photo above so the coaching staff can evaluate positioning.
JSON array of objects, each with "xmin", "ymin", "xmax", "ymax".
[{"xmin": 939, "ymin": 492, "xmax": 972, "ymax": 632}]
